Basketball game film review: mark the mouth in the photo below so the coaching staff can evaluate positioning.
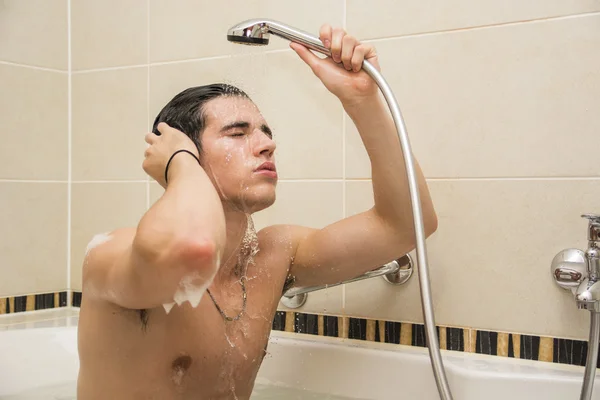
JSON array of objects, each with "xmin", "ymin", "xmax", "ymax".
[{"xmin": 255, "ymin": 162, "xmax": 278, "ymax": 179}]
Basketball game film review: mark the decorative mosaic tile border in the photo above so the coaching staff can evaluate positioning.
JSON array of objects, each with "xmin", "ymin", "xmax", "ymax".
[
  {"xmin": 0, "ymin": 291, "xmax": 68, "ymax": 314},
  {"xmin": 2, "ymin": 291, "xmax": 594, "ymax": 368},
  {"xmin": 271, "ymin": 311, "xmax": 597, "ymax": 368}
]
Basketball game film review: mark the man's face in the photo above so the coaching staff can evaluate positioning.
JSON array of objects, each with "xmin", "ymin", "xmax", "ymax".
[{"xmin": 199, "ymin": 96, "xmax": 277, "ymax": 214}]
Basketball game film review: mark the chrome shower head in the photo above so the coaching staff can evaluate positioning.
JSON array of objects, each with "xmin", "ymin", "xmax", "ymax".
[
  {"xmin": 227, "ymin": 19, "xmax": 331, "ymax": 56},
  {"xmin": 227, "ymin": 19, "xmax": 270, "ymax": 46}
]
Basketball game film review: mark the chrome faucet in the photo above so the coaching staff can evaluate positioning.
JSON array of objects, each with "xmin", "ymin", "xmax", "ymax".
[
  {"xmin": 551, "ymin": 213, "xmax": 600, "ymax": 400},
  {"xmin": 574, "ymin": 215, "xmax": 600, "ymax": 310},
  {"xmin": 553, "ymin": 215, "xmax": 600, "ymax": 310}
]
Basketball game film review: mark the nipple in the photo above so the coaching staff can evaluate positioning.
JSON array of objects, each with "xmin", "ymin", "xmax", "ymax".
[{"xmin": 171, "ymin": 355, "xmax": 193, "ymax": 387}]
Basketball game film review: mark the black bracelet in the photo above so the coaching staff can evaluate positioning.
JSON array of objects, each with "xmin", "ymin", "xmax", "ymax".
[{"xmin": 164, "ymin": 149, "xmax": 201, "ymax": 185}]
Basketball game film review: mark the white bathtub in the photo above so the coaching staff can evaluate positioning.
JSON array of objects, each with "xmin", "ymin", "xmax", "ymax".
[{"xmin": 0, "ymin": 312, "xmax": 599, "ymax": 399}]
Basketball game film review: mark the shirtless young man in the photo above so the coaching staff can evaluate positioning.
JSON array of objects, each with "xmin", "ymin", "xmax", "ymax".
[{"xmin": 77, "ymin": 25, "xmax": 438, "ymax": 399}]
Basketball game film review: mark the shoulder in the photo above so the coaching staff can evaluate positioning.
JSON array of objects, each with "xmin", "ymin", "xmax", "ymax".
[
  {"xmin": 257, "ymin": 224, "xmax": 317, "ymax": 253},
  {"xmin": 256, "ymin": 224, "xmax": 317, "ymax": 273},
  {"xmin": 84, "ymin": 228, "xmax": 136, "ymax": 263},
  {"xmin": 82, "ymin": 227, "xmax": 136, "ymax": 283},
  {"xmin": 256, "ymin": 224, "xmax": 315, "ymax": 294}
]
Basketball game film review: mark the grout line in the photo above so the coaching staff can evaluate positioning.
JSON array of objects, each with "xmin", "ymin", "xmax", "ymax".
[
  {"xmin": 71, "ymin": 180, "xmax": 149, "ymax": 184},
  {"xmin": 146, "ymin": 178, "xmax": 151, "ymax": 209},
  {"xmin": 364, "ymin": 11, "xmax": 600, "ymax": 44},
  {"xmin": 341, "ymin": 0, "xmax": 347, "ymax": 313},
  {"xmin": 71, "ymin": 63, "xmax": 149, "ymax": 74},
  {"xmin": 3, "ymin": 176, "xmax": 599, "ymax": 184},
  {"xmin": 342, "ymin": 0, "xmax": 347, "ymax": 30},
  {"xmin": 66, "ymin": 0, "xmax": 72, "ymax": 307},
  {"xmin": 72, "ymin": 48, "xmax": 293, "ymax": 74},
  {"xmin": 146, "ymin": 0, "xmax": 151, "ymax": 210},
  {"xmin": 426, "ymin": 176, "xmax": 600, "ymax": 182},
  {"xmin": 342, "ymin": 0, "xmax": 348, "ymax": 217},
  {"xmin": 278, "ymin": 179, "xmax": 344, "ymax": 183},
  {"xmin": 0, "ymin": 60, "xmax": 67, "ymax": 73},
  {"xmin": 149, "ymin": 48, "xmax": 292, "ymax": 67},
  {"xmin": 276, "ymin": 177, "xmax": 600, "ymax": 182},
  {"xmin": 0, "ymin": 180, "xmax": 68, "ymax": 183}
]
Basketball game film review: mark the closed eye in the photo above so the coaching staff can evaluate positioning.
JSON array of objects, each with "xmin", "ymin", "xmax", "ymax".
[{"xmin": 230, "ymin": 132, "xmax": 245, "ymax": 137}]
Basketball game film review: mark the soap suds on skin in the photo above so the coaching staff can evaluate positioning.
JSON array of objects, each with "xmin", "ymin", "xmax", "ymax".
[
  {"xmin": 162, "ymin": 302, "xmax": 176, "ymax": 314},
  {"xmin": 161, "ymin": 215, "xmax": 258, "ymax": 316},
  {"xmin": 173, "ymin": 271, "xmax": 214, "ymax": 307},
  {"xmin": 85, "ymin": 232, "xmax": 111, "ymax": 255},
  {"xmin": 163, "ymin": 252, "xmax": 221, "ymax": 314}
]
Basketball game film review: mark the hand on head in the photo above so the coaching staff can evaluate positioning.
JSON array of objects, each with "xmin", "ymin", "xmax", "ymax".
[{"xmin": 143, "ymin": 122, "xmax": 200, "ymax": 188}]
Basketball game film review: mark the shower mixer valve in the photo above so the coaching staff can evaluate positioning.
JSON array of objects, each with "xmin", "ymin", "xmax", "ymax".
[{"xmin": 551, "ymin": 214, "xmax": 600, "ymax": 311}]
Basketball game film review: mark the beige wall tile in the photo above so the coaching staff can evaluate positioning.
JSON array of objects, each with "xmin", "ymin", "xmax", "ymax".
[
  {"xmin": 0, "ymin": 65, "xmax": 67, "ymax": 180},
  {"xmin": 72, "ymin": 68, "xmax": 148, "ymax": 181},
  {"xmin": 347, "ymin": 0, "xmax": 600, "ymax": 39},
  {"xmin": 150, "ymin": 51, "xmax": 343, "ymax": 179},
  {"xmin": 344, "ymin": 179, "xmax": 600, "ymax": 340},
  {"xmin": 257, "ymin": 181, "xmax": 344, "ymax": 315},
  {"xmin": 253, "ymin": 181, "xmax": 343, "ymax": 230},
  {"xmin": 0, "ymin": 0, "xmax": 67, "ymax": 69},
  {"xmin": 346, "ymin": 14, "xmax": 600, "ymax": 179},
  {"xmin": 149, "ymin": 0, "xmax": 343, "ymax": 63},
  {"xmin": 149, "ymin": 181, "xmax": 163, "ymax": 206},
  {"xmin": 71, "ymin": 0, "xmax": 148, "ymax": 71},
  {"xmin": 70, "ymin": 183, "xmax": 147, "ymax": 291},
  {"xmin": 342, "ymin": 181, "xmax": 423, "ymax": 322},
  {"xmin": 258, "ymin": 51, "xmax": 343, "ymax": 179},
  {"xmin": 0, "ymin": 183, "xmax": 67, "ymax": 296}
]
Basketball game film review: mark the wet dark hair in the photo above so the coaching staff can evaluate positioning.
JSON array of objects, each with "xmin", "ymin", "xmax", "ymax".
[
  {"xmin": 152, "ymin": 83, "xmax": 251, "ymax": 157},
  {"xmin": 139, "ymin": 83, "xmax": 249, "ymax": 330}
]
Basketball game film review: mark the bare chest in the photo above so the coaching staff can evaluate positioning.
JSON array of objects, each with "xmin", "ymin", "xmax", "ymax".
[{"xmin": 151, "ymin": 269, "xmax": 283, "ymax": 396}]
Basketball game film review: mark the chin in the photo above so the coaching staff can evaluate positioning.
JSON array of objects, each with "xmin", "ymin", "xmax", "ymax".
[
  {"xmin": 249, "ymin": 192, "xmax": 276, "ymax": 213},
  {"xmin": 227, "ymin": 187, "xmax": 276, "ymax": 214}
]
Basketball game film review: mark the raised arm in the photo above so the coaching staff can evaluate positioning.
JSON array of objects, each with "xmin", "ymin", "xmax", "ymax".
[
  {"xmin": 286, "ymin": 25, "xmax": 437, "ymax": 287},
  {"xmin": 82, "ymin": 123, "xmax": 226, "ymax": 309}
]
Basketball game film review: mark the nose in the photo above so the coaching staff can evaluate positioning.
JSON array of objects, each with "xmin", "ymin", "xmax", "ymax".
[{"xmin": 252, "ymin": 130, "xmax": 276, "ymax": 157}]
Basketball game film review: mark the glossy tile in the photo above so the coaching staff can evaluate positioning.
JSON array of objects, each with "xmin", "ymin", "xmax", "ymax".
[
  {"xmin": 149, "ymin": 0, "xmax": 343, "ymax": 62},
  {"xmin": 72, "ymin": 68, "xmax": 148, "ymax": 180},
  {"xmin": 71, "ymin": 0, "xmax": 148, "ymax": 70},
  {"xmin": 70, "ymin": 183, "xmax": 147, "ymax": 291},
  {"xmin": 346, "ymin": 14, "xmax": 600, "ymax": 179},
  {"xmin": 0, "ymin": 0, "xmax": 67, "ymax": 69},
  {"xmin": 0, "ymin": 65, "xmax": 67, "ymax": 180},
  {"xmin": 253, "ymin": 181, "xmax": 343, "ymax": 230},
  {"xmin": 0, "ymin": 183, "xmax": 67, "ymax": 296},
  {"xmin": 347, "ymin": 0, "xmax": 600, "ymax": 40}
]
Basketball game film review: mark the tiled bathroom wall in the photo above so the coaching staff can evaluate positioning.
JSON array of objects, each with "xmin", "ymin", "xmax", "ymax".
[
  {"xmin": 0, "ymin": 0, "xmax": 69, "ymax": 297},
  {"xmin": 1, "ymin": 1, "xmax": 600, "ymax": 345}
]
